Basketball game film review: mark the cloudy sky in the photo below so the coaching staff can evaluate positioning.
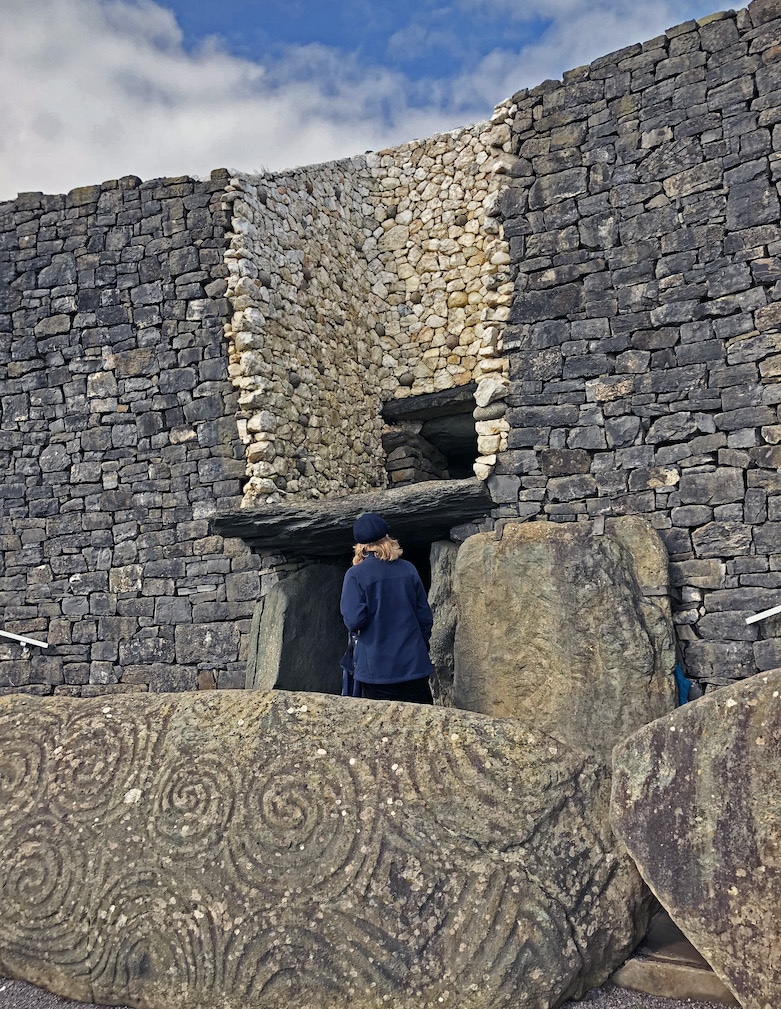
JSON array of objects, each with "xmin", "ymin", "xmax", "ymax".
[{"xmin": 2, "ymin": 0, "xmax": 720, "ymax": 201}]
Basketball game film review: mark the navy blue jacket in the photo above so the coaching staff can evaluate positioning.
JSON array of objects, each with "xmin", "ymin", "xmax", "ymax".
[{"xmin": 340, "ymin": 555, "xmax": 434, "ymax": 685}]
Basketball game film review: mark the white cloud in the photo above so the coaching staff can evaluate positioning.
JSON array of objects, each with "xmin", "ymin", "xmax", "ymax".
[
  {"xmin": 0, "ymin": 0, "xmax": 720, "ymax": 201},
  {"xmin": 449, "ymin": 0, "xmax": 717, "ymax": 110},
  {"xmin": 0, "ymin": 0, "xmax": 464, "ymax": 200}
]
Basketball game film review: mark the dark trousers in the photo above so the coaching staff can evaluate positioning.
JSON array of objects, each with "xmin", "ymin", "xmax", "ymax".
[{"xmin": 357, "ymin": 677, "xmax": 433, "ymax": 704}]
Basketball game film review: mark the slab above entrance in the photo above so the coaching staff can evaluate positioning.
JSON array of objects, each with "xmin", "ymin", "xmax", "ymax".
[{"xmin": 210, "ymin": 478, "xmax": 492, "ymax": 558}]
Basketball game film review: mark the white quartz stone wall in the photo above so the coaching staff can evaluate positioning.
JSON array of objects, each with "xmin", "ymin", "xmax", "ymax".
[{"xmin": 223, "ymin": 99, "xmax": 518, "ymax": 501}]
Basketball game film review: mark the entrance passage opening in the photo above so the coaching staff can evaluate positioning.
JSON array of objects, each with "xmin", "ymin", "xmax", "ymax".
[
  {"xmin": 381, "ymin": 384, "xmax": 478, "ymax": 487},
  {"xmin": 213, "ymin": 478, "xmax": 493, "ymax": 697}
]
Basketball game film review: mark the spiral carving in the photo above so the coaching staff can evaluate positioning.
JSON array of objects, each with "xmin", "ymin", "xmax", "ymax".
[
  {"xmin": 0, "ymin": 816, "xmax": 90, "ymax": 969},
  {"xmin": 150, "ymin": 750, "xmax": 236, "ymax": 855},
  {"xmin": 0, "ymin": 709, "xmax": 60, "ymax": 819},
  {"xmin": 227, "ymin": 740, "xmax": 372, "ymax": 898},
  {"xmin": 48, "ymin": 707, "xmax": 149, "ymax": 822},
  {"xmin": 223, "ymin": 914, "xmax": 402, "ymax": 1004},
  {"xmin": 0, "ymin": 691, "xmax": 618, "ymax": 1009},
  {"xmin": 89, "ymin": 866, "xmax": 219, "ymax": 1002}
]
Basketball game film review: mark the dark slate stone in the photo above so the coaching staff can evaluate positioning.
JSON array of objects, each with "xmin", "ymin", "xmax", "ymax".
[
  {"xmin": 210, "ymin": 479, "xmax": 493, "ymax": 559},
  {"xmin": 726, "ymin": 176, "xmax": 781, "ymax": 231},
  {"xmin": 683, "ymin": 639, "xmax": 756, "ymax": 680},
  {"xmin": 678, "ymin": 468, "xmax": 744, "ymax": 506},
  {"xmin": 510, "ymin": 284, "xmax": 585, "ymax": 324},
  {"xmin": 671, "ymin": 505, "xmax": 713, "ymax": 526},
  {"xmin": 381, "ymin": 384, "xmax": 476, "ymax": 422},
  {"xmin": 37, "ymin": 253, "xmax": 76, "ymax": 288},
  {"xmin": 539, "ymin": 450, "xmax": 591, "ymax": 476},
  {"xmin": 605, "ymin": 416, "xmax": 641, "ymax": 448},
  {"xmin": 507, "ymin": 405, "xmax": 579, "ymax": 427},
  {"xmin": 646, "ymin": 413, "xmax": 698, "ymax": 444},
  {"xmin": 546, "ymin": 474, "xmax": 598, "ymax": 502},
  {"xmin": 753, "ymin": 523, "xmax": 781, "ymax": 554},
  {"xmin": 754, "ymin": 638, "xmax": 781, "ymax": 671},
  {"xmin": 691, "ymin": 521, "xmax": 752, "ymax": 558},
  {"xmin": 568, "ymin": 426, "xmax": 607, "ymax": 450},
  {"xmin": 715, "ymin": 406, "xmax": 777, "ymax": 431}
]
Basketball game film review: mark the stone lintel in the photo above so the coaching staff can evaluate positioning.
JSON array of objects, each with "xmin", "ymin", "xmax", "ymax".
[
  {"xmin": 381, "ymin": 384, "xmax": 477, "ymax": 423},
  {"xmin": 210, "ymin": 478, "xmax": 492, "ymax": 557}
]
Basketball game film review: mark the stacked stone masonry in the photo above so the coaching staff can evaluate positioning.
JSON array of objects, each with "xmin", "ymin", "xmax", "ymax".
[
  {"xmin": 0, "ymin": 0, "xmax": 779, "ymax": 695},
  {"xmin": 222, "ymin": 115, "xmax": 515, "ymax": 501},
  {"xmin": 0, "ymin": 173, "xmax": 261, "ymax": 695},
  {"xmin": 495, "ymin": 0, "xmax": 781, "ymax": 685}
]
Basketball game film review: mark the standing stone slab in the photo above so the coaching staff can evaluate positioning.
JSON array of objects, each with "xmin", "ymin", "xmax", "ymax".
[
  {"xmin": 0, "ymin": 691, "xmax": 650, "ymax": 1009},
  {"xmin": 428, "ymin": 541, "xmax": 459, "ymax": 705},
  {"xmin": 611, "ymin": 668, "xmax": 781, "ymax": 1009},
  {"xmin": 245, "ymin": 564, "xmax": 345, "ymax": 694},
  {"xmin": 452, "ymin": 521, "xmax": 676, "ymax": 762}
]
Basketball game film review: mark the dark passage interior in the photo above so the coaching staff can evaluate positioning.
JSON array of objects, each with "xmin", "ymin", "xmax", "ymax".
[
  {"xmin": 381, "ymin": 384, "xmax": 478, "ymax": 486},
  {"xmin": 219, "ymin": 477, "xmax": 494, "ymax": 696}
]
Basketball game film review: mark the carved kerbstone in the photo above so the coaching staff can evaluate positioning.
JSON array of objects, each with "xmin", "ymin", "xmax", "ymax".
[
  {"xmin": 0, "ymin": 691, "xmax": 649, "ymax": 1009},
  {"xmin": 612, "ymin": 668, "xmax": 781, "ymax": 1009}
]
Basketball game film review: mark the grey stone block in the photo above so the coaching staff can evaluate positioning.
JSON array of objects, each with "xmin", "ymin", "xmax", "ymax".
[
  {"xmin": 691, "ymin": 521, "xmax": 752, "ymax": 558},
  {"xmin": 683, "ymin": 640, "xmax": 756, "ymax": 679},
  {"xmin": 487, "ymin": 475, "xmax": 521, "ymax": 503},
  {"xmin": 753, "ymin": 523, "xmax": 781, "ymax": 553},
  {"xmin": 669, "ymin": 559, "xmax": 725, "ymax": 588},
  {"xmin": 547, "ymin": 474, "xmax": 598, "ymax": 502},
  {"xmin": 174, "ymin": 622, "xmax": 239, "ymax": 665},
  {"xmin": 679, "ymin": 468, "xmax": 744, "ymax": 505}
]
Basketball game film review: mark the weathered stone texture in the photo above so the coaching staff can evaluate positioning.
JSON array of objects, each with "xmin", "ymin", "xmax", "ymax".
[
  {"xmin": 451, "ymin": 520, "xmax": 676, "ymax": 761},
  {"xmin": 2, "ymin": 0, "xmax": 781, "ymax": 699},
  {"xmin": 427, "ymin": 540, "xmax": 459, "ymax": 705},
  {"xmin": 0, "ymin": 690, "xmax": 650, "ymax": 1009},
  {"xmin": 611, "ymin": 667, "xmax": 781, "ymax": 1009},
  {"xmin": 224, "ymin": 115, "xmax": 516, "ymax": 500},
  {"xmin": 0, "ymin": 175, "xmax": 260, "ymax": 696},
  {"xmin": 245, "ymin": 564, "xmax": 344, "ymax": 694}
]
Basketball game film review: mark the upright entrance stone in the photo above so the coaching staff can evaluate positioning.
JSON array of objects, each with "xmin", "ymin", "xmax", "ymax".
[
  {"xmin": 450, "ymin": 519, "xmax": 676, "ymax": 761},
  {"xmin": 245, "ymin": 564, "xmax": 345, "ymax": 694}
]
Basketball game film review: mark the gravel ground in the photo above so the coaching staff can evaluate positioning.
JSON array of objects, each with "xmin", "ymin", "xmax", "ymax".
[
  {"xmin": 0, "ymin": 981, "xmax": 124, "ymax": 1009},
  {"xmin": 558, "ymin": 984, "xmax": 730, "ymax": 1009},
  {"xmin": 0, "ymin": 976, "xmax": 730, "ymax": 1009}
]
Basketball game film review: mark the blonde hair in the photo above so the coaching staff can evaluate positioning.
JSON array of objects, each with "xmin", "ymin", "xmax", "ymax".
[{"xmin": 352, "ymin": 535, "xmax": 403, "ymax": 565}]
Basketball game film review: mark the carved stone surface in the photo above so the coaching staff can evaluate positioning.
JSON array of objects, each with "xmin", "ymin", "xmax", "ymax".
[
  {"xmin": 0, "ymin": 691, "xmax": 649, "ymax": 1009},
  {"xmin": 611, "ymin": 668, "xmax": 781, "ymax": 1009},
  {"xmin": 245, "ymin": 564, "xmax": 345, "ymax": 694},
  {"xmin": 452, "ymin": 520, "xmax": 676, "ymax": 761}
]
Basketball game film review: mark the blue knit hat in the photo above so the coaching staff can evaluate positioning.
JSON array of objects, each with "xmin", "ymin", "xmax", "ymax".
[{"xmin": 352, "ymin": 513, "xmax": 389, "ymax": 544}]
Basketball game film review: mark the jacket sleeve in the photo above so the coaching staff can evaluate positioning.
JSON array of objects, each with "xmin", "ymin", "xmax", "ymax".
[{"xmin": 340, "ymin": 569, "xmax": 368, "ymax": 632}]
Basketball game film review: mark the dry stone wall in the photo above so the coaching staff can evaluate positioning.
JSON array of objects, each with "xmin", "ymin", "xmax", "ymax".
[
  {"xmin": 223, "ymin": 113, "xmax": 516, "ymax": 502},
  {"xmin": 495, "ymin": 0, "xmax": 781, "ymax": 688},
  {"xmin": 1, "ymin": 0, "xmax": 780, "ymax": 696},
  {"xmin": 0, "ymin": 173, "xmax": 260, "ymax": 696}
]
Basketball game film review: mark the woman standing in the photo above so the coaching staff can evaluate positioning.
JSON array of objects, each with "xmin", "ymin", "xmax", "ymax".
[{"xmin": 340, "ymin": 513, "xmax": 434, "ymax": 704}]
